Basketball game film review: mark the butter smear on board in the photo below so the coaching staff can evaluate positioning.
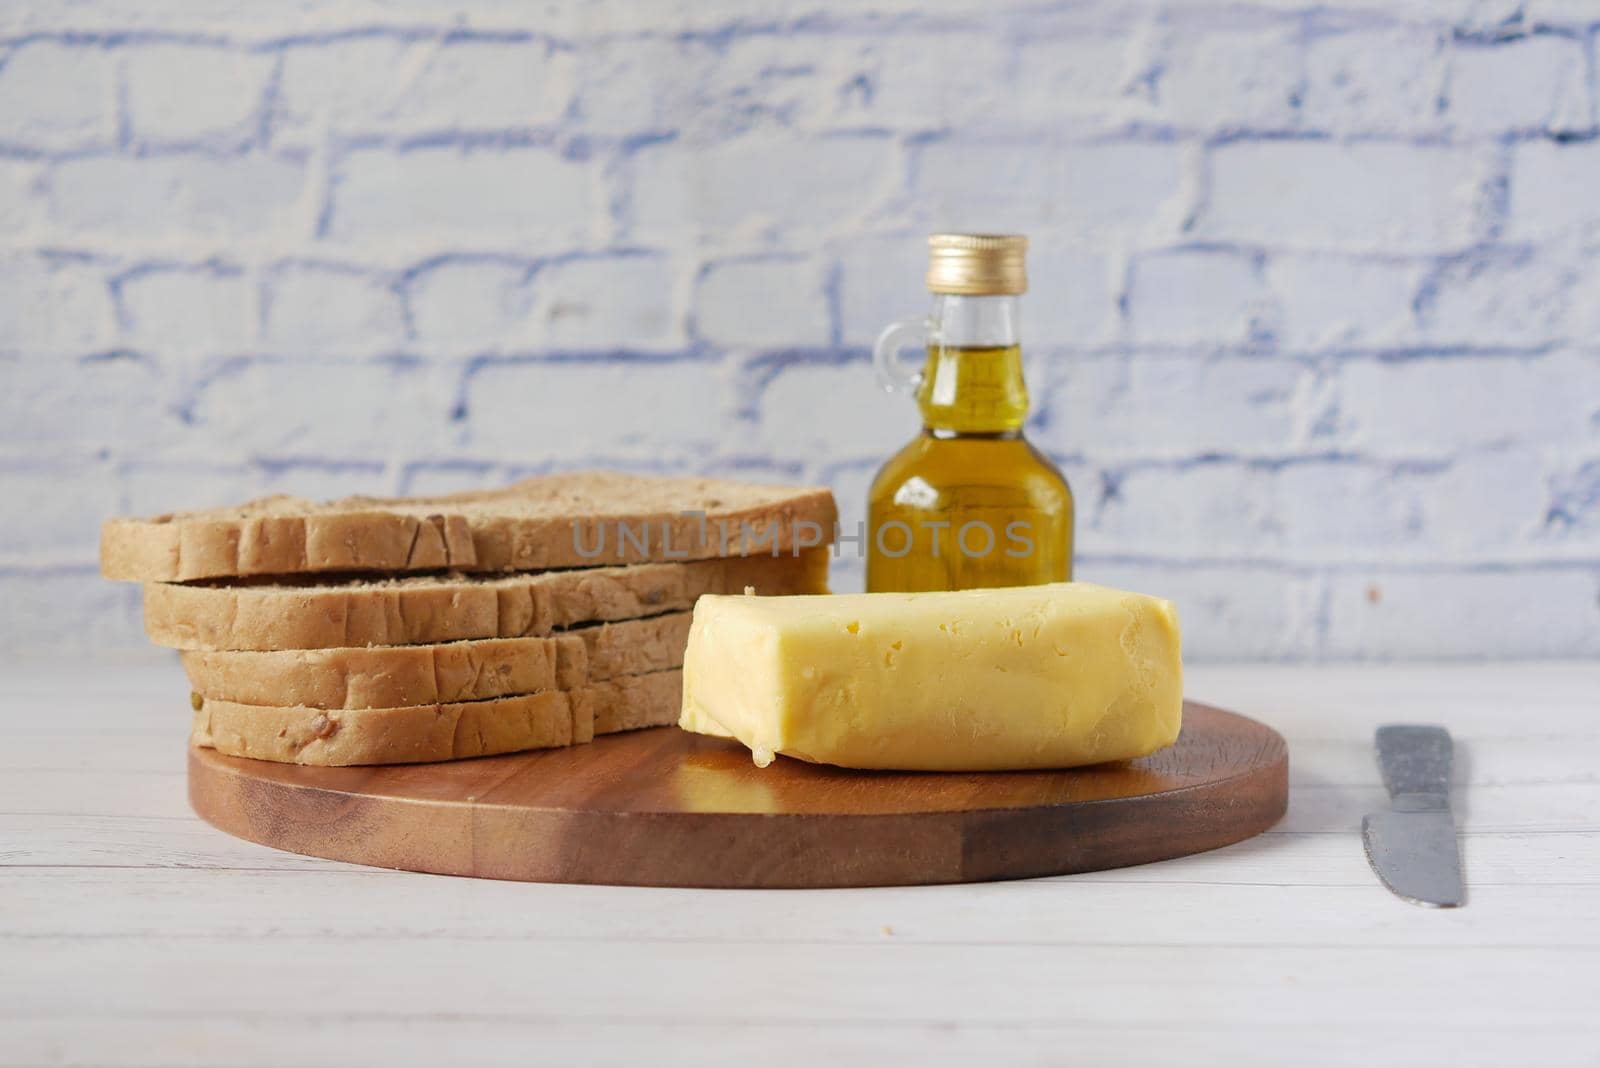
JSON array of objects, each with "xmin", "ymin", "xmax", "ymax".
[{"xmin": 680, "ymin": 582, "xmax": 1182, "ymax": 771}]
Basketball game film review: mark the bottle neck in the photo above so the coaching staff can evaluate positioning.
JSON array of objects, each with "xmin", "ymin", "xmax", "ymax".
[
  {"xmin": 930, "ymin": 293, "xmax": 1019, "ymax": 347},
  {"xmin": 917, "ymin": 294, "xmax": 1029, "ymax": 437}
]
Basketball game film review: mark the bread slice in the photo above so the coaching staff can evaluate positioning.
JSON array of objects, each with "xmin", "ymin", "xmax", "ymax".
[
  {"xmin": 145, "ymin": 548, "xmax": 827, "ymax": 651},
  {"xmin": 191, "ymin": 669, "xmax": 682, "ymax": 766},
  {"xmin": 181, "ymin": 612, "xmax": 691, "ymax": 709},
  {"xmin": 578, "ymin": 673, "xmax": 686, "ymax": 735},
  {"xmin": 103, "ymin": 471, "xmax": 837, "ymax": 582}
]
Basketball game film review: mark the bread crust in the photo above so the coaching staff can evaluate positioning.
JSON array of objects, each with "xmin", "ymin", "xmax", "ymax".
[
  {"xmin": 103, "ymin": 472, "xmax": 837, "ymax": 581},
  {"xmin": 146, "ymin": 550, "xmax": 828, "ymax": 651},
  {"xmin": 180, "ymin": 613, "xmax": 692, "ymax": 709},
  {"xmin": 190, "ymin": 670, "xmax": 682, "ymax": 766}
]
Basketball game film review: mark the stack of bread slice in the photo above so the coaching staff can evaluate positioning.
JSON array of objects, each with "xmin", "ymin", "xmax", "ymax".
[{"xmin": 101, "ymin": 472, "xmax": 835, "ymax": 766}]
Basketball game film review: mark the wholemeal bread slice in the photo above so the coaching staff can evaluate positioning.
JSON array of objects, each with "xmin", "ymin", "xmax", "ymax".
[
  {"xmin": 145, "ymin": 548, "xmax": 827, "ymax": 651},
  {"xmin": 103, "ymin": 471, "xmax": 837, "ymax": 582},
  {"xmin": 181, "ymin": 612, "xmax": 692, "ymax": 709},
  {"xmin": 191, "ymin": 669, "xmax": 682, "ymax": 766},
  {"xmin": 578, "ymin": 673, "xmax": 687, "ymax": 735}
]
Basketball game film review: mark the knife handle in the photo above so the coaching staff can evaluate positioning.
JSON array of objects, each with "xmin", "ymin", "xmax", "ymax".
[{"xmin": 1375, "ymin": 725, "xmax": 1452, "ymax": 801}]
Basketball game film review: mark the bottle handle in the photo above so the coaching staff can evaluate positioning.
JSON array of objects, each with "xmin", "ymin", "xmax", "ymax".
[{"xmin": 873, "ymin": 316, "xmax": 927, "ymax": 395}]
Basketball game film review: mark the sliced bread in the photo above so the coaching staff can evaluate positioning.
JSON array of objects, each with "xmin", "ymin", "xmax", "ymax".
[
  {"xmin": 191, "ymin": 669, "xmax": 682, "ymax": 766},
  {"xmin": 146, "ymin": 548, "xmax": 827, "ymax": 651},
  {"xmin": 181, "ymin": 612, "xmax": 692, "ymax": 709},
  {"xmin": 104, "ymin": 471, "xmax": 837, "ymax": 582}
]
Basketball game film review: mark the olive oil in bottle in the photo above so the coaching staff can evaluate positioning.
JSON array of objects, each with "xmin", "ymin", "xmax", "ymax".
[{"xmin": 865, "ymin": 234, "xmax": 1074, "ymax": 592}]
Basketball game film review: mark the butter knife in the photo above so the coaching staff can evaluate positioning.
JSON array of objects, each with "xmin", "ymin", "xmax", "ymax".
[{"xmin": 1362, "ymin": 725, "xmax": 1464, "ymax": 908}]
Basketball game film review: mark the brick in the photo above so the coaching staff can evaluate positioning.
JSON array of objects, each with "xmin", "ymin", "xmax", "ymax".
[
  {"xmin": 1274, "ymin": 460, "xmax": 1425, "ymax": 556},
  {"xmin": 120, "ymin": 463, "xmax": 259, "ymax": 516},
  {"xmin": 1039, "ymin": 356, "xmax": 1310, "ymax": 459},
  {"xmin": 756, "ymin": 360, "xmax": 916, "ymax": 461},
  {"xmin": 1523, "ymin": 0, "xmax": 1599, "ymax": 27},
  {"xmin": 574, "ymin": 38, "xmax": 687, "ymax": 136},
  {"xmin": 844, "ymin": 32, "xmax": 1012, "ymax": 130},
  {"xmin": 1204, "ymin": 142, "xmax": 1483, "ymax": 252},
  {"xmin": 1325, "ymin": 569, "xmax": 1600, "ymax": 658},
  {"xmin": 827, "ymin": 553, "xmax": 866, "ymax": 596},
  {"xmin": 188, "ymin": 359, "xmax": 450, "ymax": 457},
  {"xmin": 1452, "ymin": 1, "xmax": 1543, "ymax": 34},
  {"xmin": 629, "ymin": 135, "xmax": 896, "ymax": 242},
  {"xmin": 1010, "ymin": 32, "xmax": 1144, "ymax": 131},
  {"xmin": 1267, "ymin": 255, "xmax": 1421, "ymax": 350},
  {"xmin": 124, "ymin": 45, "xmax": 274, "ymax": 146},
  {"xmin": 274, "ymin": 36, "xmax": 413, "ymax": 141},
  {"xmin": 912, "ymin": 140, "xmax": 1186, "ymax": 242},
  {"xmin": 1083, "ymin": 561, "xmax": 1321, "ymax": 659},
  {"xmin": 1421, "ymin": 447, "xmax": 1554, "ymax": 557},
  {"xmin": 576, "ymin": 37, "xmax": 741, "ymax": 138},
  {"xmin": 676, "ymin": 34, "xmax": 858, "ymax": 131},
  {"xmin": 1506, "ymin": 141, "xmax": 1600, "ymax": 241},
  {"xmin": 1027, "ymin": 245, "xmax": 1119, "ymax": 346},
  {"xmin": 50, "ymin": 155, "xmax": 308, "ymax": 238},
  {"xmin": 819, "ymin": 458, "xmax": 877, "ymax": 593},
  {"xmin": 0, "ymin": 161, "xmax": 42, "ymax": 234},
  {"xmin": 834, "ymin": 233, "xmax": 928, "ymax": 348},
  {"xmin": 394, "ymin": 40, "xmax": 576, "ymax": 130},
  {"xmin": 0, "ymin": 460, "xmax": 123, "ymax": 556},
  {"xmin": 277, "ymin": 38, "xmax": 574, "ymax": 142},
  {"xmin": 820, "ymin": 459, "xmax": 875, "ymax": 536},
  {"xmin": 0, "ymin": 42, "xmax": 116, "ymax": 152},
  {"xmin": 1084, "ymin": 462, "xmax": 1279, "ymax": 558},
  {"xmin": 119, "ymin": 267, "xmax": 257, "ymax": 354},
  {"xmin": 1126, "ymin": 249, "xmax": 1273, "ymax": 344},
  {"xmin": 0, "ymin": 253, "xmax": 116, "ymax": 352},
  {"xmin": 460, "ymin": 359, "xmax": 730, "ymax": 458},
  {"xmin": 1414, "ymin": 248, "xmax": 1576, "ymax": 347},
  {"xmin": 1146, "ymin": 28, "xmax": 1302, "ymax": 130},
  {"xmin": 1443, "ymin": 35, "xmax": 1591, "ymax": 135},
  {"xmin": 1301, "ymin": 29, "xmax": 1447, "ymax": 133},
  {"xmin": 406, "ymin": 259, "xmax": 534, "ymax": 353},
  {"xmin": 328, "ymin": 147, "xmax": 594, "ymax": 246},
  {"xmin": 1336, "ymin": 353, "xmax": 1599, "ymax": 457},
  {"xmin": 532, "ymin": 254, "xmax": 681, "ymax": 351},
  {"xmin": 695, "ymin": 257, "xmax": 829, "ymax": 349},
  {"xmin": 0, "ymin": 353, "xmax": 176, "ymax": 451},
  {"xmin": 0, "ymin": 569, "xmax": 141, "ymax": 656},
  {"xmin": 252, "ymin": 460, "xmax": 395, "ymax": 501},
  {"xmin": 263, "ymin": 265, "xmax": 406, "ymax": 353},
  {"xmin": 398, "ymin": 461, "xmax": 507, "ymax": 498},
  {"xmin": 262, "ymin": 460, "xmax": 396, "ymax": 502},
  {"xmin": 1567, "ymin": 258, "xmax": 1600, "ymax": 340},
  {"xmin": 580, "ymin": 30, "xmax": 991, "ymax": 137},
  {"xmin": 1545, "ymin": 457, "xmax": 1600, "ymax": 547}
]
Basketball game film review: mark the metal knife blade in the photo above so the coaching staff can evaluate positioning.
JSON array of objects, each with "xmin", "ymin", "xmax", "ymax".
[{"xmin": 1362, "ymin": 725, "xmax": 1464, "ymax": 908}]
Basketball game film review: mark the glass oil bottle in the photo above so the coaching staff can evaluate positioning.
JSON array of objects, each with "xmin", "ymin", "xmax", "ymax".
[{"xmin": 865, "ymin": 233, "xmax": 1074, "ymax": 592}]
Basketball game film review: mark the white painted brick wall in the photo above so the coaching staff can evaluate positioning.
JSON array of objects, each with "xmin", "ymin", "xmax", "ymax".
[
  {"xmin": 0, "ymin": 0, "xmax": 1597, "ymax": 660},
  {"xmin": 123, "ymin": 44, "xmax": 275, "ymax": 148},
  {"xmin": 695, "ymin": 256, "xmax": 830, "ymax": 348},
  {"xmin": 1300, "ymin": 29, "xmax": 1447, "ymax": 134},
  {"xmin": 262, "ymin": 264, "xmax": 407, "ymax": 354},
  {"xmin": 1203, "ymin": 141, "xmax": 1486, "ymax": 252},
  {"xmin": 0, "ymin": 42, "xmax": 117, "ymax": 152}
]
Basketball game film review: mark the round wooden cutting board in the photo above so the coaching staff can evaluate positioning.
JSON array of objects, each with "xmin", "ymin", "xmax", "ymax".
[{"xmin": 189, "ymin": 700, "xmax": 1287, "ymax": 889}]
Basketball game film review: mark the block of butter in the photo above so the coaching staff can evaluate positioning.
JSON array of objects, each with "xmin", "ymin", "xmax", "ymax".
[{"xmin": 679, "ymin": 582, "xmax": 1183, "ymax": 771}]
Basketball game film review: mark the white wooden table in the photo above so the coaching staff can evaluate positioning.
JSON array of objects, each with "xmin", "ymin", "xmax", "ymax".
[{"xmin": 4, "ymin": 660, "xmax": 1596, "ymax": 1066}]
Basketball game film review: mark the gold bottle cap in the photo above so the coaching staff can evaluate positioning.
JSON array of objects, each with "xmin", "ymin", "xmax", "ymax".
[{"xmin": 925, "ymin": 233, "xmax": 1028, "ymax": 295}]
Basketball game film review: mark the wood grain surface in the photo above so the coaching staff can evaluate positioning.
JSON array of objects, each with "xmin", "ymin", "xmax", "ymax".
[{"xmin": 188, "ymin": 700, "xmax": 1288, "ymax": 888}]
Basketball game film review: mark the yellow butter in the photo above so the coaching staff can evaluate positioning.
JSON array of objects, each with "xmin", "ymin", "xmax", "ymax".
[{"xmin": 679, "ymin": 582, "xmax": 1183, "ymax": 771}]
